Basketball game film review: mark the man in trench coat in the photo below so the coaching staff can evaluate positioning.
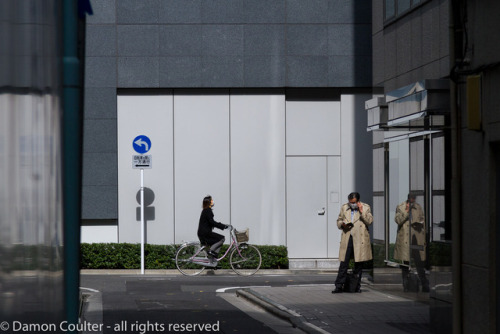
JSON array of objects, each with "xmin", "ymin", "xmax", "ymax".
[
  {"xmin": 394, "ymin": 194, "xmax": 429, "ymax": 292},
  {"xmin": 332, "ymin": 192, "xmax": 373, "ymax": 293}
]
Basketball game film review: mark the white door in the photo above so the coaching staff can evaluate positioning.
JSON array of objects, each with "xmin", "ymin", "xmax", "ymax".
[
  {"xmin": 287, "ymin": 157, "xmax": 328, "ymax": 258},
  {"xmin": 287, "ymin": 156, "xmax": 342, "ymax": 259}
]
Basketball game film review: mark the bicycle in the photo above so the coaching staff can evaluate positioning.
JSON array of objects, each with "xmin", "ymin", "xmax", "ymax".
[{"xmin": 175, "ymin": 225, "xmax": 262, "ymax": 276}]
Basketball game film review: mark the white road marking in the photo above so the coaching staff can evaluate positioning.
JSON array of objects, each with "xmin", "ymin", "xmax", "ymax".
[{"xmin": 216, "ymin": 286, "xmax": 272, "ymax": 293}]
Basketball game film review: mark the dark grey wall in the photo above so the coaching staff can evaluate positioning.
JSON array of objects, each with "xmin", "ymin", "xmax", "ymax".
[
  {"xmin": 86, "ymin": 0, "xmax": 372, "ymax": 89},
  {"xmin": 371, "ymin": 0, "xmax": 449, "ymax": 92},
  {"xmin": 458, "ymin": 1, "xmax": 500, "ymax": 332},
  {"xmin": 82, "ymin": 0, "xmax": 373, "ymax": 220}
]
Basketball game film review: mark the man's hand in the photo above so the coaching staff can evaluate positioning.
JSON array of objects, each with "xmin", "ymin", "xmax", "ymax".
[
  {"xmin": 357, "ymin": 201, "xmax": 363, "ymax": 213},
  {"xmin": 341, "ymin": 222, "xmax": 353, "ymax": 232},
  {"xmin": 405, "ymin": 202, "xmax": 410, "ymax": 212}
]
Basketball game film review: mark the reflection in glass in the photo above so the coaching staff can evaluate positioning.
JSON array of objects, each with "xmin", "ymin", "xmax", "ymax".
[
  {"xmin": 385, "ymin": 0, "xmax": 396, "ymax": 19},
  {"xmin": 389, "ymin": 140, "xmax": 409, "ymax": 261},
  {"xmin": 431, "ymin": 135, "xmax": 449, "ymax": 241},
  {"xmin": 394, "ymin": 194, "xmax": 429, "ymax": 292},
  {"xmin": 397, "ymin": 0, "xmax": 411, "ymax": 14},
  {"xmin": 0, "ymin": 1, "xmax": 64, "ymax": 324}
]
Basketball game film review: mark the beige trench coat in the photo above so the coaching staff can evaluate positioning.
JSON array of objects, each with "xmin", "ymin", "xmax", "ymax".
[
  {"xmin": 394, "ymin": 201, "xmax": 426, "ymax": 261},
  {"xmin": 337, "ymin": 202, "xmax": 373, "ymax": 263}
]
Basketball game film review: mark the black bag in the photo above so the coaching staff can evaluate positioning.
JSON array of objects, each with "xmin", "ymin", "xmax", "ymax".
[
  {"xmin": 405, "ymin": 272, "xmax": 420, "ymax": 292},
  {"xmin": 343, "ymin": 272, "xmax": 360, "ymax": 293}
]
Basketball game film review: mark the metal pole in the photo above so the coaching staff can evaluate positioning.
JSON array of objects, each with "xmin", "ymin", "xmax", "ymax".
[
  {"xmin": 62, "ymin": 0, "xmax": 82, "ymax": 329},
  {"xmin": 384, "ymin": 143, "xmax": 390, "ymax": 261},
  {"xmin": 141, "ymin": 168, "xmax": 145, "ymax": 275}
]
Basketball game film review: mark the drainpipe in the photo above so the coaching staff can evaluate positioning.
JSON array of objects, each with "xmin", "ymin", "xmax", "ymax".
[
  {"xmin": 62, "ymin": 0, "xmax": 83, "ymax": 330},
  {"xmin": 450, "ymin": 0, "xmax": 463, "ymax": 333}
]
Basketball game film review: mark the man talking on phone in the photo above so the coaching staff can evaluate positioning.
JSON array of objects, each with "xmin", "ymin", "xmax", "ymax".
[{"xmin": 332, "ymin": 192, "xmax": 373, "ymax": 293}]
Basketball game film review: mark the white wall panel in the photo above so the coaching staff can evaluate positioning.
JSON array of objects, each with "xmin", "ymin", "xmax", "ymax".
[
  {"xmin": 117, "ymin": 94, "xmax": 174, "ymax": 244},
  {"xmin": 230, "ymin": 94, "xmax": 286, "ymax": 245},
  {"xmin": 340, "ymin": 94, "xmax": 373, "ymax": 205},
  {"xmin": 286, "ymin": 101, "xmax": 341, "ymax": 156},
  {"xmin": 327, "ymin": 156, "xmax": 341, "ymax": 258},
  {"xmin": 114, "ymin": 91, "xmax": 371, "ymax": 261},
  {"xmin": 174, "ymin": 93, "xmax": 230, "ymax": 244},
  {"xmin": 81, "ymin": 226, "xmax": 118, "ymax": 243}
]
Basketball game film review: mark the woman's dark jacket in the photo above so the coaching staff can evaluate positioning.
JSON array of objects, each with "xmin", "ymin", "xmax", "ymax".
[{"xmin": 197, "ymin": 208, "xmax": 226, "ymax": 243}]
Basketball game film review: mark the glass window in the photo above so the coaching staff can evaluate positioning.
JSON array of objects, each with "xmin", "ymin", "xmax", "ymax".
[
  {"xmin": 397, "ymin": 0, "xmax": 411, "ymax": 14},
  {"xmin": 385, "ymin": 0, "xmax": 396, "ymax": 19},
  {"xmin": 408, "ymin": 138, "xmax": 429, "ymax": 294},
  {"xmin": 431, "ymin": 134, "xmax": 450, "ymax": 242},
  {"xmin": 384, "ymin": 0, "xmax": 428, "ymax": 23},
  {"xmin": 389, "ymin": 140, "xmax": 410, "ymax": 262}
]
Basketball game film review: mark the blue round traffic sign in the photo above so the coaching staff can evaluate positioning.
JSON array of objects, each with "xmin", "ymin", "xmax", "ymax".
[{"xmin": 133, "ymin": 135, "xmax": 151, "ymax": 154}]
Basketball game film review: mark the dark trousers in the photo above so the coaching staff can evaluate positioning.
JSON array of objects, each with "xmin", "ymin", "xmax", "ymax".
[
  {"xmin": 199, "ymin": 233, "xmax": 225, "ymax": 254},
  {"xmin": 335, "ymin": 235, "xmax": 362, "ymax": 290},
  {"xmin": 401, "ymin": 240, "xmax": 429, "ymax": 291}
]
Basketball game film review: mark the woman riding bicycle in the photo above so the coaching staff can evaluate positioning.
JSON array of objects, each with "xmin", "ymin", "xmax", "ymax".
[{"xmin": 197, "ymin": 195, "xmax": 228, "ymax": 264}]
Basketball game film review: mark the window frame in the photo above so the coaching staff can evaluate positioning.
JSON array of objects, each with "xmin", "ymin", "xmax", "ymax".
[{"xmin": 383, "ymin": 0, "xmax": 430, "ymax": 25}]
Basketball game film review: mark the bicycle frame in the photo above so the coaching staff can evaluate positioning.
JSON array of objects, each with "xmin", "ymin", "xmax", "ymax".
[{"xmin": 183, "ymin": 225, "xmax": 246, "ymax": 265}]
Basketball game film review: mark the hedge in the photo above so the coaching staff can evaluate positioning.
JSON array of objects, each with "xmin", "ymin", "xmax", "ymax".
[
  {"xmin": 80, "ymin": 243, "xmax": 288, "ymax": 270},
  {"xmin": 372, "ymin": 242, "xmax": 452, "ymax": 268}
]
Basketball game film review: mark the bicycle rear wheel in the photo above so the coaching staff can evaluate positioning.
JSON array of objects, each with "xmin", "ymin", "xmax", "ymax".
[
  {"xmin": 230, "ymin": 244, "xmax": 261, "ymax": 276},
  {"xmin": 175, "ymin": 244, "xmax": 206, "ymax": 276}
]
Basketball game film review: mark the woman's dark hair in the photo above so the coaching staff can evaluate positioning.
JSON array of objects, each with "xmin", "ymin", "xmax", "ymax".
[
  {"xmin": 202, "ymin": 195, "xmax": 212, "ymax": 209},
  {"xmin": 348, "ymin": 192, "xmax": 360, "ymax": 201}
]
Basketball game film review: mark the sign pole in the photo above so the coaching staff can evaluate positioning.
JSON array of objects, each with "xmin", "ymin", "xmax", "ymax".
[
  {"xmin": 140, "ymin": 168, "xmax": 145, "ymax": 275},
  {"xmin": 132, "ymin": 135, "xmax": 151, "ymax": 276}
]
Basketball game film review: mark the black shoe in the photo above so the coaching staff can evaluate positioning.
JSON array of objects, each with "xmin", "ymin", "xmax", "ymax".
[
  {"xmin": 332, "ymin": 287, "xmax": 343, "ymax": 294},
  {"xmin": 207, "ymin": 250, "xmax": 218, "ymax": 258}
]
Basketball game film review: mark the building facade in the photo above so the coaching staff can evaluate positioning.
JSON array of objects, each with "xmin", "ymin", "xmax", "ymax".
[
  {"xmin": 368, "ymin": 0, "xmax": 453, "ymax": 332},
  {"xmin": 82, "ymin": 0, "xmax": 375, "ymax": 267},
  {"xmin": 451, "ymin": 0, "xmax": 500, "ymax": 333},
  {"xmin": 369, "ymin": 0, "xmax": 500, "ymax": 332}
]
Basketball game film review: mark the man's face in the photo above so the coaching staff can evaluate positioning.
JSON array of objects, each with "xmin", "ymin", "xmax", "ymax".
[{"xmin": 349, "ymin": 198, "xmax": 358, "ymax": 205}]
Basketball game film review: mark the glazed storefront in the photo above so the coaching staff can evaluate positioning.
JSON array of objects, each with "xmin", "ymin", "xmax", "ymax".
[{"xmin": 366, "ymin": 80, "xmax": 453, "ymax": 329}]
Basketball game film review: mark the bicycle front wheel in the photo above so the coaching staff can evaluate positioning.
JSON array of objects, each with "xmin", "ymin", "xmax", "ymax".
[
  {"xmin": 175, "ymin": 244, "xmax": 206, "ymax": 276},
  {"xmin": 230, "ymin": 244, "xmax": 262, "ymax": 276}
]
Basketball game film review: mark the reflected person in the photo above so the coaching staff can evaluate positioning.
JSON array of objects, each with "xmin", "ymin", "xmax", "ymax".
[
  {"xmin": 394, "ymin": 194, "xmax": 429, "ymax": 292},
  {"xmin": 332, "ymin": 192, "xmax": 373, "ymax": 293}
]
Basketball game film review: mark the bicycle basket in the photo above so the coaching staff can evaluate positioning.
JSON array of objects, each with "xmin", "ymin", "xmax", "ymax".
[{"xmin": 235, "ymin": 228, "xmax": 249, "ymax": 243}]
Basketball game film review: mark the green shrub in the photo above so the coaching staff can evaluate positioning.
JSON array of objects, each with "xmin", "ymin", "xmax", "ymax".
[
  {"xmin": 80, "ymin": 243, "xmax": 288, "ymax": 270},
  {"xmin": 428, "ymin": 242, "xmax": 452, "ymax": 266}
]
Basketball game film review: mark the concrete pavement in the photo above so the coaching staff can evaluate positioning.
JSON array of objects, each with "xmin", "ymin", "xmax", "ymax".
[
  {"xmin": 80, "ymin": 270, "xmax": 430, "ymax": 334},
  {"xmin": 236, "ymin": 284, "xmax": 430, "ymax": 334}
]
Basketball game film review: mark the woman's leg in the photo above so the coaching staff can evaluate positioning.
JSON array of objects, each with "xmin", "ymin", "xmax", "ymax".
[{"xmin": 209, "ymin": 233, "xmax": 225, "ymax": 255}]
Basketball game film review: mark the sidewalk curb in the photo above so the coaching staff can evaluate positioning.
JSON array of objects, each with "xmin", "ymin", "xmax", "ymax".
[
  {"xmin": 79, "ymin": 288, "xmax": 103, "ymax": 334},
  {"xmin": 80, "ymin": 269, "xmax": 338, "ymax": 276},
  {"xmin": 236, "ymin": 289, "xmax": 329, "ymax": 334}
]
